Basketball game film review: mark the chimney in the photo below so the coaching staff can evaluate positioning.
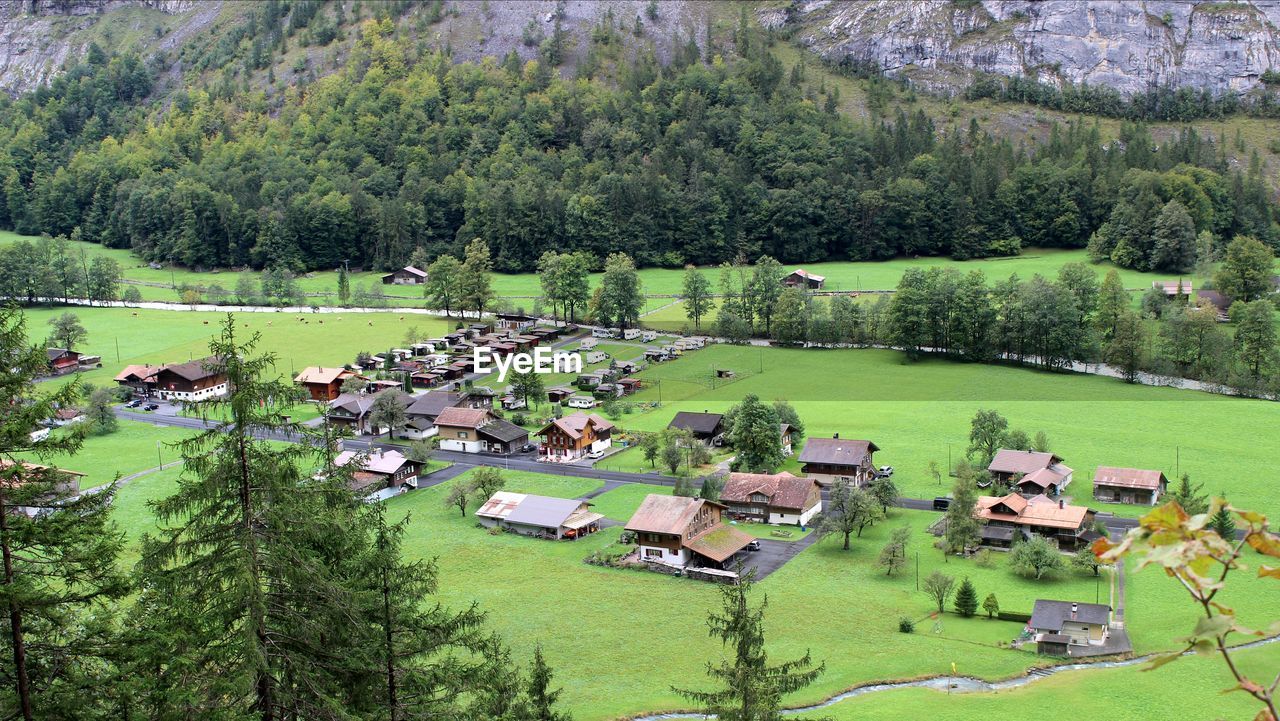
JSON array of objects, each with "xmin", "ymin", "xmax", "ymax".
[
  {"xmin": 1071, "ymin": 603, "xmax": 1078, "ymax": 620},
  {"xmin": 833, "ymin": 432, "xmax": 839, "ymax": 439},
  {"xmin": 1059, "ymin": 499, "xmax": 1064, "ymax": 509}
]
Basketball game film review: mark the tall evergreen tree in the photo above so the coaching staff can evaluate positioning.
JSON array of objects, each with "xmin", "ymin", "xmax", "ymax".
[
  {"xmin": 425, "ymin": 254, "xmax": 462, "ymax": 317},
  {"xmin": 130, "ymin": 316, "xmax": 376, "ymax": 717},
  {"xmin": 673, "ymin": 575, "xmax": 825, "ymax": 721},
  {"xmin": 682, "ymin": 265, "xmax": 715, "ymax": 330},
  {"xmin": 954, "ymin": 577, "xmax": 978, "ymax": 617},
  {"xmin": 0, "ymin": 308, "xmax": 128, "ymax": 721}
]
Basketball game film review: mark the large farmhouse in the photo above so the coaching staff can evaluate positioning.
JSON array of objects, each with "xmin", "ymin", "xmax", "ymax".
[
  {"xmin": 114, "ymin": 357, "xmax": 229, "ymax": 402},
  {"xmin": 624, "ymin": 494, "xmax": 753, "ymax": 569},
  {"xmin": 974, "ymin": 493, "xmax": 1095, "ymax": 549},
  {"xmin": 719, "ymin": 471, "xmax": 822, "ymax": 526},
  {"xmin": 667, "ymin": 411, "xmax": 726, "ymax": 445},
  {"xmin": 797, "ymin": 435, "xmax": 879, "ymax": 486},
  {"xmin": 333, "ymin": 448, "xmax": 422, "ymax": 499}
]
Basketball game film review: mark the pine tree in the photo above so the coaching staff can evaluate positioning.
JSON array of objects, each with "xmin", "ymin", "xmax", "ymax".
[
  {"xmin": 954, "ymin": 577, "xmax": 978, "ymax": 617},
  {"xmin": 1209, "ymin": 502, "xmax": 1236, "ymax": 540},
  {"xmin": 524, "ymin": 645, "xmax": 572, "ymax": 721},
  {"xmin": 1169, "ymin": 473, "xmax": 1209, "ymax": 516},
  {"xmin": 673, "ymin": 575, "xmax": 825, "ymax": 721},
  {"xmin": 130, "ymin": 315, "xmax": 376, "ymax": 717},
  {"xmin": 0, "ymin": 308, "xmax": 129, "ymax": 720}
]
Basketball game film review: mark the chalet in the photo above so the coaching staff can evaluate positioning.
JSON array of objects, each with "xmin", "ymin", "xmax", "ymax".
[
  {"xmin": 1092, "ymin": 467, "xmax": 1167, "ymax": 506},
  {"xmin": 537, "ymin": 411, "xmax": 613, "ymax": 461},
  {"xmin": 475, "ymin": 492, "xmax": 604, "ymax": 539},
  {"xmin": 46, "ymin": 348, "xmax": 81, "ymax": 376},
  {"xmin": 779, "ymin": 424, "xmax": 794, "ymax": 456},
  {"xmin": 974, "ymin": 493, "xmax": 1095, "ymax": 549},
  {"xmin": 150, "ymin": 357, "xmax": 229, "ymax": 401},
  {"xmin": 294, "ymin": 367, "xmax": 359, "ymax": 401},
  {"xmin": 333, "ymin": 448, "xmax": 423, "ymax": 498},
  {"xmin": 326, "ymin": 392, "xmax": 382, "ymax": 434},
  {"xmin": 783, "ymin": 269, "xmax": 825, "ymax": 290},
  {"xmin": 114, "ymin": 364, "xmax": 161, "ymax": 395},
  {"xmin": 618, "ymin": 377, "xmax": 642, "ymax": 395},
  {"xmin": 495, "ymin": 313, "xmax": 539, "ymax": 332},
  {"xmin": 797, "ymin": 435, "xmax": 879, "ymax": 486},
  {"xmin": 546, "ymin": 386, "xmax": 575, "ymax": 404},
  {"xmin": 625, "ymin": 495, "xmax": 753, "ymax": 569},
  {"xmin": 434, "ymin": 407, "xmax": 529, "ymax": 454},
  {"xmin": 0, "ymin": 459, "xmax": 86, "ymax": 516},
  {"xmin": 988, "ymin": 449, "xmax": 1074, "ymax": 496},
  {"xmin": 1152, "ymin": 280, "xmax": 1193, "ymax": 298},
  {"xmin": 1029, "ymin": 600, "xmax": 1112, "ymax": 655},
  {"xmin": 719, "ymin": 471, "xmax": 822, "ymax": 526},
  {"xmin": 380, "ymin": 266, "xmax": 428, "ymax": 285},
  {"xmin": 667, "ymin": 411, "xmax": 725, "ymax": 446}
]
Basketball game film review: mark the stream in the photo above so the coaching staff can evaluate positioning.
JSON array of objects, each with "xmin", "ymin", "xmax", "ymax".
[{"xmin": 634, "ymin": 635, "xmax": 1280, "ymax": 720}]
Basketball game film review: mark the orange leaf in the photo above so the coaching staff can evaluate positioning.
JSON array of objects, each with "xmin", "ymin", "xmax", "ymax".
[
  {"xmin": 1246, "ymin": 532, "xmax": 1280, "ymax": 559},
  {"xmin": 1259, "ymin": 565, "xmax": 1280, "ymax": 579}
]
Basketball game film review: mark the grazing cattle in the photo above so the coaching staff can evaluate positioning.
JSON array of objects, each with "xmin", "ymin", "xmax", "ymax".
[
  {"xmin": 131, "ymin": 312, "xmax": 138, "ymax": 317},
  {"xmin": 202, "ymin": 321, "xmax": 209, "ymax": 325},
  {"xmin": 368, "ymin": 321, "xmax": 373, "ymax": 326}
]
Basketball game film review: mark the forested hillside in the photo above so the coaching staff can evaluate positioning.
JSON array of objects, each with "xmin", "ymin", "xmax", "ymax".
[{"xmin": 0, "ymin": 5, "xmax": 1277, "ymax": 275}]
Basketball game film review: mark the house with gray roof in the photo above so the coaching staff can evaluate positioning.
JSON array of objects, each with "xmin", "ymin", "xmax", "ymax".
[
  {"xmin": 797, "ymin": 435, "xmax": 880, "ymax": 486},
  {"xmin": 474, "ymin": 491, "xmax": 604, "ymax": 539},
  {"xmin": 1029, "ymin": 600, "xmax": 1114, "ymax": 655}
]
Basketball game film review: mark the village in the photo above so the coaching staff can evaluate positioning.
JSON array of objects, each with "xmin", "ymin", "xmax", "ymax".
[{"xmin": 57, "ymin": 269, "xmax": 1203, "ymax": 665}]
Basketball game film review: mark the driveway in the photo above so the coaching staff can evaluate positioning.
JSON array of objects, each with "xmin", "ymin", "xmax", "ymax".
[{"xmin": 731, "ymin": 531, "xmax": 823, "ymax": 581}]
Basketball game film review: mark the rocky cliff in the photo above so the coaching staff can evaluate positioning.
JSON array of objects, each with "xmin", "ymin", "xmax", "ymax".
[
  {"xmin": 0, "ymin": 0, "xmax": 208, "ymax": 93},
  {"xmin": 767, "ymin": 0, "xmax": 1280, "ymax": 96}
]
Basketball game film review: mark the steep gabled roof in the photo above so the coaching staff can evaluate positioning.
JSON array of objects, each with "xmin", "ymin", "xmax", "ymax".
[
  {"xmin": 625, "ymin": 494, "xmax": 716, "ymax": 536},
  {"xmin": 158, "ymin": 356, "xmax": 224, "ymax": 382},
  {"xmin": 294, "ymin": 367, "xmax": 354, "ymax": 385},
  {"xmin": 788, "ymin": 268, "xmax": 825, "ymax": 282},
  {"xmin": 1030, "ymin": 600, "xmax": 1110, "ymax": 630},
  {"xmin": 333, "ymin": 449, "xmax": 416, "ymax": 476},
  {"xmin": 667, "ymin": 411, "xmax": 724, "ymax": 436},
  {"xmin": 478, "ymin": 418, "xmax": 529, "ymax": 443},
  {"xmin": 405, "ymin": 391, "xmax": 463, "ymax": 419},
  {"xmin": 988, "ymin": 449, "xmax": 1062, "ymax": 475},
  {"xmin": 539, "ymin": 412, "xmax": 613, "ymax": 440}
]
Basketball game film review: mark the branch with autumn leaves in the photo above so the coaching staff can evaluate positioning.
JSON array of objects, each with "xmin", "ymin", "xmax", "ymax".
[{"xmin": 1095, "ymin": 500, "xmax": 1280, "ymax": 721}]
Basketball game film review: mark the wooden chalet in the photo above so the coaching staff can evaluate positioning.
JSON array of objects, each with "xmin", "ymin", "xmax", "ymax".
[
  {"xmin": 719, "ymin": 471, "xmax": 822, "ymax": 526},
  {"xmin": 0, "ymin": 459, "xmax": 86, "ymax": 516},
  {"xmin": 46, "ymin": 348, "xmax": 81, "ymax": 376},
  {"xmin": 536, "ymin": 412, "xmax": 613, "ymax": 461},
  {"xmin": 667, "ymin": 411, "xmax": 725, "ymax": 445},
  {"xmin": 380, "ymin": 266, "xmax": 428, "ymax": 285},
  {"xmin": 1092, "ymin": 467, "xmax": 1167, "ymax": 506},
  {"xmin": 333, "ymin": 448, "xmax": 422, "ymax": 498},
  {"xmin": 783, "ymin": 269, "xmax": 825, "ymax": 290},
  {"xmin": 434, "ymin": 407, "xmax": 528, "ymax": 454},
  {"xmin": 797, "ymin": 435, "xmax": 879, "ymax": 486},
  {"xmin": 294, "ymin": 367, "xmax": 359, "ymax": 401},
  {"xmin": 148, "ymin": 356, "xmax": 229, "ymax": 401},
  {"xmin": 624, "ymin": 495, "xmax": 753, "ymax": 569},
  {"xmin": 988, "ymin": 449, "xmax": 1074, "ymax": 496}
]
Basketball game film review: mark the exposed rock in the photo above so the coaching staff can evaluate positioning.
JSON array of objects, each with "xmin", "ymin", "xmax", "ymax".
[{"xmin": 776, "ymin": 0, "xmax": 1280, "ymax": 96}]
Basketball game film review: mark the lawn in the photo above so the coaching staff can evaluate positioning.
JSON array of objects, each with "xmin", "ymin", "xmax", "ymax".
[
  {"xmin": 730, "ymin": 521, "xmax": 814, "ymax": 541},
  {"xmin": 583, "ymin": 481, "xmax": 670, "ymax": 521},
  {"xmin": 17, "ymin": 419, "xmax": 193, "ymax": 490}
]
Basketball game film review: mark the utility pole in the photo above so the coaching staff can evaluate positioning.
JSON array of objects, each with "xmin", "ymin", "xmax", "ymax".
[
  {"xmin": 915, "ymin": 551, "xmax": 919, "ymax": 591},
  {"xmin": 114, "ymin": 336, "xmax": 120, "ymax": 363}
]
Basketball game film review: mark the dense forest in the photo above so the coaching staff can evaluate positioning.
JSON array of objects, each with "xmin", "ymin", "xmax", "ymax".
[{"xmin": 0, "ymin": 9, "xmax": 1277, "ymax": 276}]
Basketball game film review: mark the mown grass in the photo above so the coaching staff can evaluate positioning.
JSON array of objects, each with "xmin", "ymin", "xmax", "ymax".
[{"xmin": 16, "ymin": 420, "xmax": 193, "ymax": 490}]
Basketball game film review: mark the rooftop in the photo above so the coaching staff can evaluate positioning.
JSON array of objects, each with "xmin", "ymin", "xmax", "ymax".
[
  {"xmin": 1093, "ymin": 466, "xmax": 1166, "ymax": 491},
  {"xmin": 798, "ymin": 437, "xmax": 879, "ymax": 466}
]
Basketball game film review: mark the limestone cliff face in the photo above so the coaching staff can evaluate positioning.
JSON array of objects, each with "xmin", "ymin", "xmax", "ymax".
[
  {"xmin": 770, "ymin": 0, "xmax": 1280, "ymax": 95},
  {"xmin": 0, "ymin": 0, "xmax": 203, "ymax": 94}
]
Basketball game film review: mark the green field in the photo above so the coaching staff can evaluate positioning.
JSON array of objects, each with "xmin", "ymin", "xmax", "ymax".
[{"xmin": 19, "ymin": 420, "xmax": 193, "ymax": 490}]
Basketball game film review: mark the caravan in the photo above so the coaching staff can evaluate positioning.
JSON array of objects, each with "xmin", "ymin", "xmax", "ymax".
[
  {"xmin": 567, "ymin": 395, "xmax": 598, "ymax": 409},
  {"xmin": 621, "ymin": 328, "xmax": 640, "ymax": 341}
]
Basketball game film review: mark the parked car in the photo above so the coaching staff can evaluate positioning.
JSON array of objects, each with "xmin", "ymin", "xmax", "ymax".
[
  {"xmin": 144, "ymin": 403, "xmax": 159, "ymax": 411},
  {"xmin": 746, "ymin": 540, "xmax": 762, "ymax": 551},
  {"xmin": 877, "ymin": 465, "xmax": 894, "ymax": 478},
  {"xmin": 932, "ymin": 497, "xmax": 951, "ymax": 511},
  {"xmin": 126, "ymin": 399, "xmax": 142, "ymax": 408},
  {"xmin": 585, "ymin": 449, "xmax": 605, "ymax": 460},
  {"xmin": 519, "ymin": 443, "xmax": 537, "ymax": 453}
]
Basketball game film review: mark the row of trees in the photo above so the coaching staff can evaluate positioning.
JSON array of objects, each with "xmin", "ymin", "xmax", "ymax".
[
  {"xmin": 5, "ymin": 17, "xmax": 1276, "ymax": 276},
  {"xmin": 0, "ymin": 236, "xmax": 123, "ymax": 305},
  {"xmin": 0, "ymin": 310, "xmax": 572, "ymax": 720}
]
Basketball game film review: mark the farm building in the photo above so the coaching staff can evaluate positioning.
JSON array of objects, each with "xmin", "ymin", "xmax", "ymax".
[
  {"xmin": 381, "ymin": 266, "xmax": 428, "ymax": 285},
  {"xmin": 797, "ymin": 436, "xmax": 879, "ymax": 486},
  {"xmin": 475, "ymin": 492, "xmax": 603, "ymax": 539},
  {"xmin": 624, "ymin": 494, "xmax": 753, "ymax": 569},
  {"xmin": 1092, "ymin": 467, "xmax": 1167, "ymax": 505},
  {"xmin": 719, "ymin": 471, "xmax": 822, "ymax": 526}
]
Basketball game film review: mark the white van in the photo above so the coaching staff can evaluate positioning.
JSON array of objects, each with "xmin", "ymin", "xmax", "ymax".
[
  {"xmin": 592, "ymin": 327, "xmax": 614, "ymax": 338},
  {"xmin": 567, "ymin": 395, "xmax": 597, "ymax": 409}
]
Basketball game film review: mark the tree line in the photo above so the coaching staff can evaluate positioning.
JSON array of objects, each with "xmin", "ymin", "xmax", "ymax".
[{"xmin": 2, "ymin": 16, "xmax": 1275, "ymax": 278}]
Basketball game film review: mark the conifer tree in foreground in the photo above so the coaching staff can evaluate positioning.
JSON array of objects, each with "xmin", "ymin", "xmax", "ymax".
[
  {"xmin": 0, "ymin": 307, "xmax": 128, "ymax": 720},
  {"xmin": 674, "ymin": 575, "xmax": 828, "ymax": 721}
]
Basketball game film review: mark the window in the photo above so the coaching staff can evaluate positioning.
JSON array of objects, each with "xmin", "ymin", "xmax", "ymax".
[
  {"xmin": 456, "ymin": 431, "xmax": 468, "ymax": 439},
  {"xmin": 644, "ymin": 548, "xmax": 661, "ymax": 558}
]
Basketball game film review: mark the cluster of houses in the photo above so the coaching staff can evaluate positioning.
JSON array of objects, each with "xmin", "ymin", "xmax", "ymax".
[
  {"xmin": 1154, "ymin": 277, "xmax": 1280, "ymax": 323},
  {"xmin": 971, "ymin": 448, "xmax": 1169, "ymax": 551},
  {"xmin": 114, "ymin": 356, "xmax": 229, "ymax": 401}
]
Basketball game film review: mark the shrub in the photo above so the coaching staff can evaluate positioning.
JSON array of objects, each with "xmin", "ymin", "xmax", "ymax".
[
  {"xmin": 898, "ymin": 617, "xmax": 915, "ymax": 633},
  {"xmin": 973, "ymin": 547, "xmax": 994, "ymax": 567}
]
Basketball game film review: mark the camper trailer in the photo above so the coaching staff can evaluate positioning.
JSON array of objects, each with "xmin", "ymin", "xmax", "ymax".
[
  {"xmin": 567, "ymin": 395, "xmax": 598, "ymax": 409},
  {"xmin": 641, "ymin": 330, "xmax": 658, "ymax": 343},
  {"xmin": 622, "ymin": 328, "xmax": 640, "ymax": 341},
  {"xmin": 584, "ymin": 350, "xmax": 608, "ymax": 364},
  {"xmin": 592, "ymin": 328, "xmax": 615, "ymax": 339},
  {"xmin": 579, "ymin": 337, "xmax": 598, "ymax": 350}
]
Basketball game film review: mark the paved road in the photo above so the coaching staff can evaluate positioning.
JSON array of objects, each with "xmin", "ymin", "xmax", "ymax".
[{"xmin": 114, "ymin": 407, "xmax": 1149, "ymax": 537}]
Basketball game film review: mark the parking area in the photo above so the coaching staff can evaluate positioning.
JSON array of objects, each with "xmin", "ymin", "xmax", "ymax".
[{"xmin": 729, "ymin": 533, "xmax": 822, "ymax": 581}]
